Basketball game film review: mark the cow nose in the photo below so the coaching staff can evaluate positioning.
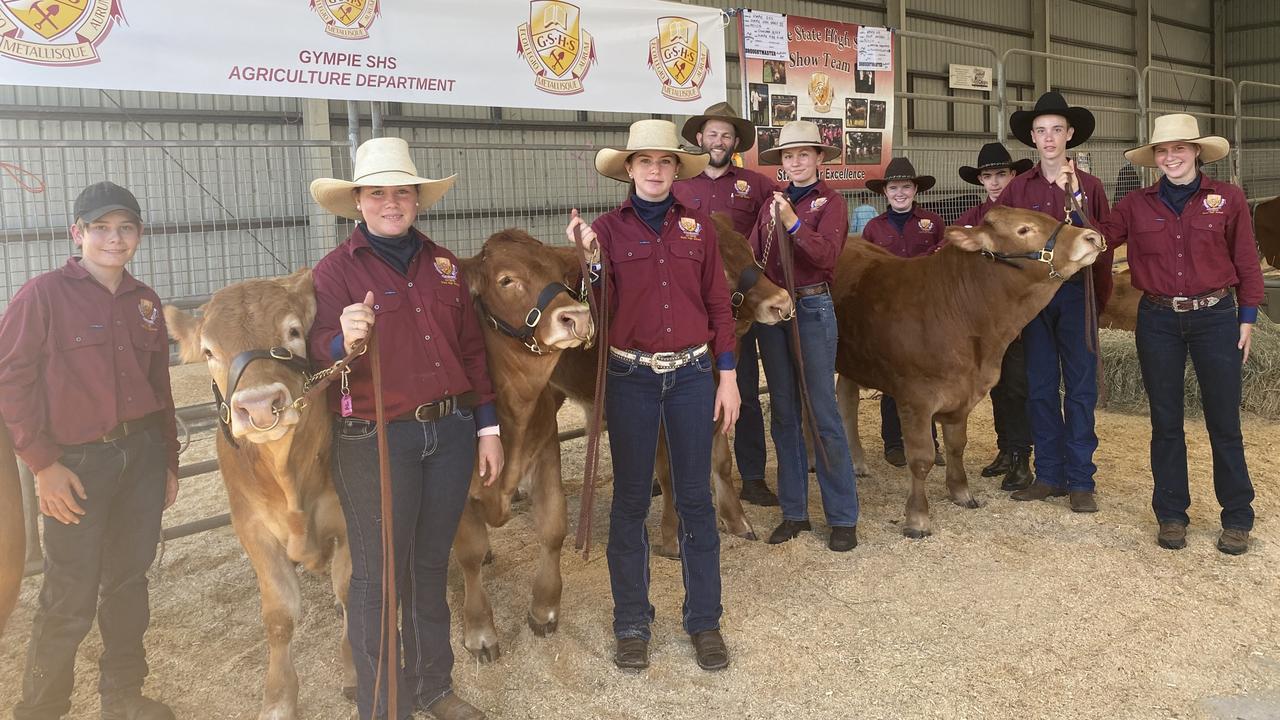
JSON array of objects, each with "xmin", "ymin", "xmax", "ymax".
[
  {"xmin": 1085, "ymin": 229, "xmax": 1106, "ymax": 251},
  {"xmin": 232, "ymin": 386, "xmax": 289, "ymax": 432}
]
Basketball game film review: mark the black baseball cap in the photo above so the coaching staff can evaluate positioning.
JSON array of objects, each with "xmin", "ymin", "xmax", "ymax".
[{"xmin": 73, "ymin": 181, "xmax": 142, "ymax": 224}]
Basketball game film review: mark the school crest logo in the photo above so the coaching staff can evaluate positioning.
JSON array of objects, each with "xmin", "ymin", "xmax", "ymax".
[
  {"xmin": 516, "ymin": 1, "xmax": 595, "ymax": 96},
  {"xmin": 138, "ymin": 297, "xmax": 158, "ymax": 330},
  {"xmin": 1203, "ymin": 193, "xmax": 1224, "ymax": 214},
  {"xmin": 733, "ymin": 179, "xmax": 750, "ymax": 197},
  {"xmin": 678, "ymin": 216, "xmax": 702, "ymax": 239},
  {"xmin": 0, "ymin": 0, "xmax": 122, "ymax": 66},
  {"xmin": 918, "ymin": 218, "xmax": 935, "ymax": 232},
  {"xmin": 647, "ymin": 15, "xmax": 710, "ymax": 102},
  {"xmin": 434, "ymin": 256, "xmax": 459, "ymax": 285},
  {"xmin": 309, "ymin": 0, "xmax": 378, "ymax": 40},
  {"xmin": 809, "ymin": 197, "xmax": 828, "ymax": 212}
]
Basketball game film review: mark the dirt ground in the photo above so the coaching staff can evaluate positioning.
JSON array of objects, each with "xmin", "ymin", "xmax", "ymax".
[{"xmin": 2, "ymin": 361, "xmax": 1278, "ymax": 720}]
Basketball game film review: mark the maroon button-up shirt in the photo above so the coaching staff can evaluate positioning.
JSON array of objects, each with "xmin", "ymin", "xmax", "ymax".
[
  {"xmin": 1097, "ymin": 176, "xmax": 1264, "ymax": 311},
  {"xmin": 309, "ymin": 226, "xmax": 496, "ymax": 422},
  {"xmin": 956, "ymin": 197, "xmax": 997, "ymax": 228},
  {"xmin": 592, "ymin": 197, "xmax": 735, "ymax": 360},
  {"xmin": 861, "ymin": 207, "xmax": 946, "ymax": 258},
  {"xmin": 747, "ymin": 180, "xmax": 849, "ymax": 287},
  {"xmin": 673, "ymin": 165, "xmax": 777, "ymax": 236},
  {"xmin": 0, "ymin": 259, "xmax": 179, "ymax": 475},
  {"xmin": 998, "ymin": 163, "xmax": 1116, "ymax": 310}
]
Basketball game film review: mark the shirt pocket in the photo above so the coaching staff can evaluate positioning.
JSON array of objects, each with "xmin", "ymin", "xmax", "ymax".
[
  {"xmin": 434, "ymin": 285, "xmax": 463, "ymax": 323},
  {"xmin": 669, "ymin": 240, "xmax": 706, "ymax": 264},
  {"xmin": 612, "ymin": 243, "xmax": 654, "ymax": 266},
  {"xmin": 1188, "ymin": 214, "xmax": 1226, "ymax": 242},
  {"xmin": 57, "ymin": 327, "xmax": 110, "ymax": 353},
  {"xmin": 370, "ymin": 291, "xmax": 404, "ymax": 317},
  {"xmin": 727, "ymin": 194, "xmax": 757, "ymax": 227}
]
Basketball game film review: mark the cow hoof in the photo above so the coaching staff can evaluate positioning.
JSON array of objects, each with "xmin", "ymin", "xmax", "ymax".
[
  {"xmin": 342, "ymin": 686, "xmax": 356, "ymax": 702},
  {"xmin": 528, "ymin": 613, "xmax": 559, "ymax": 637},
  {"xmin": 960, "ymin": 498, "xmax": 980, "ymax": 509},
  {"xmin": 654, "ymin": 545, "xmax": 681, "ymax": 560},
  {"xmin": 482, "ymin": 550, "xmax": 495, "ymax": 565},
  {"xmin": 469, "ymin": 643, "xmax": 502, "ymax": 663},
  {"xmin": 902, "ymin": 527, "xmax": 932, "ymax": 539},
  {"xmin": 740, "ymin": 530, "xmax": 759, "ymax": 541}
]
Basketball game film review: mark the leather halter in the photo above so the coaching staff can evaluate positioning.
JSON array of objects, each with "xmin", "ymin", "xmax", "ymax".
[
  {"xmin": 211, "ymin": 346, "xmax": 311, "ymax": 449},
  {"xmin": 476, "ymin": 281, "xmax": 573, "ymax": 355},
  {"xmin": 980, "ymin": 219, "xmax": 1072, "ymax": 280},
  {"xmin": 730, "ymin": 262, "xmax": 763, "ymax": 318}
]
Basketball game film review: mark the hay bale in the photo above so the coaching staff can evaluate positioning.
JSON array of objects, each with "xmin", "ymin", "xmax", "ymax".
[{"xmin": 1100, "ymin": 311, "xmax": 1280, "ymax": 419}]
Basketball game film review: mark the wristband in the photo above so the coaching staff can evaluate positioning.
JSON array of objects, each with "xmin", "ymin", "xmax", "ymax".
[{"xmin": 787, "ymin": 218, "xmax": 802, "ymax": 234}]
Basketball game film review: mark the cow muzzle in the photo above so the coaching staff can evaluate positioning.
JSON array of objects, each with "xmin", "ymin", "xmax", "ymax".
[
  {"xmin": 541, "ymin": 304, "xmax": 595, "ymax": 350},
  {"xmin": 229, "ymin": 383, "xmax": 300, "ymax": 442},
  {"xmin": 752, "ymin": 286, "xmax": 796, "ymax": 324}
]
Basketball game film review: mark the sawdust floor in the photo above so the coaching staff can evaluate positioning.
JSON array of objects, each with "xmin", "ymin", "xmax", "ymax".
[{"xmin": 3, "ymin": 362, "xmax": 1279, "ymax": 720}]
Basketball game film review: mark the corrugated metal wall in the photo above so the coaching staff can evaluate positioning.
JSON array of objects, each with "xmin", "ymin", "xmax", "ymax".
[{"xmin": 1226, "ymin": 0, "xmax": 1280, "ymax": 200}]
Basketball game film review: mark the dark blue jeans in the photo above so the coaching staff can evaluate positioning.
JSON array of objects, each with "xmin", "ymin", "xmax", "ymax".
[
  {"xmin": 733, "ymin": 325, "xmax": 767, "ymax": 482},
  {"xmin": 605, "ymin": 351, "xmax": 721, "ymax": 640},
  {"xmin": 878, "ymin": 394, "xmax": 938, "ymax": 451},
  {"xmin": 332, "ymin": 411, "xmax": 475, "ymax": 720},
  {"xmin": 1023, "ymin": 281, "xmax": 1098, "ymax": 492},
  {"xmin": 1135, "ymin": 296, "xmax": 1254, "ymax": 530},
  {"xmin": 15, "ymin": 427, "xmax": 166, "ymax": 720},
  {"xmin": 755, "ymin": 293, "xmax": 860, "ymax": 527}
]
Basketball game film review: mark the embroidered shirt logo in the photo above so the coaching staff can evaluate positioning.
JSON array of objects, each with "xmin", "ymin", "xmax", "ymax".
[
  {"xmin": 434, "ymin": 256, "xmax": 459, "ymax": 285},
  {"xmin": 733, "ymin": 179, "xmax": 750, "ymax": 197},
  {"xmin": 138, "ymin": 298, "xmax": 159, "ymax": 331},
  {"xmin": 917, "ymin": 218, "xmax": 934, "ymax": 232},
  {"xmin": 1203, "ymin": 194, "xmax": 1225, "ymax": 214},
  {"xmin": 678, "ymin": 216, "xmax": 702, "ymax": 239},
  {"xmin": 809, "ymin": 197, "xmax": 828, "ymax": 213}
]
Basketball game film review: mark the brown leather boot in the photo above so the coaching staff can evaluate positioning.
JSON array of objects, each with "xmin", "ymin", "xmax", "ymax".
[
  {"xmin": 690, "ymin": 629, "xmax": 729, "ymax": 671},
  {"xmin": 422, "ymin": 691, "xmax": 487, "ymax": 720},
  {"xmin": 1010, "ymin": 481, "xmax": 1066, "ymax": 502},
  {"xmin": 1068, "ymin": 491, "xmax": 1098, "ymax": 513},
  {"xmin": 100, "ymin": 690, "xmax": 174, "ymax": 720},
  {"xmin": 1157, "ymin": 521, "xmax": 1187, "ymax": 550},
  {"xmin": 1217, "ymin": 528, "xmax": 1250, "ymax": 555},
  {"xmin": 614, "ymin": 636, "xmax": 650, "ymax": 670}
]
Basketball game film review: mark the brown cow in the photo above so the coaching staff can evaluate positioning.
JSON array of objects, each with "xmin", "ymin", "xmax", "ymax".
[
  {"xmin": 0, "ymin": 425, "xmax": 22, "ymax": 637},
  {"xmin": 167, "ymin": 269, "xmax": 354, "ymax": 720},
  {"xmin": 550, "ymin": 214, "xmax": 795, "ymax": 559},
  {"xmin": 833, "ymin": 206, "xmax": 1106, "ymax": 538},
  {"xmin": 451, "ymin": 230, "xmax": 595, "ymax": 662}
]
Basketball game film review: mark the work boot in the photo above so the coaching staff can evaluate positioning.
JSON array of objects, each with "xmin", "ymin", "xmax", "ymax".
[
  {"xmin": 614, "ymin": 636, "xmax": 650, "ymax": 670},
  {"xmin": 1010, "ymin": 481, "xmax": 1066, "ymax": 502},
  {"xmin": 767, "ymin": 519, "xmax": 812, "ymax": 544},
  {"xmin": 1217, "ymin": 528, "xmax": 1250, "ymax": 555},
  {"xmin": 1068, "ymin": 491, "xmax": 1098, "ymax": 513},
  {"xmin": 739, "ymin": 478, "xmax": 779, "ymax": 507},
  {"xmin": 828, "ymin": 526, "xmax": 858, "ymax": 552},
  {"xmin": 690, "ymin": 629, "xmax": 729, "ymax": 671},
  {"xmin": 1000, "ymin": 450, "xmax": 1034, "ymax": 491},
  {"xmin": 981, "ymin": 449, "xmax": 1013, "ymax": 478},
  {"xmin": 101, "ymin": 690, "xmax": 175, "ymax": 720},
  {"xmin": 1157, "ymin": 521, "xmax": 1187, "ymax": 550},
  {"xmin": 883, "ymin": 446, "xmax": 906, "ymax": 467},
  {"xmin": 422, "ymin": 691, "xmax": 487, "ymax": 720}
]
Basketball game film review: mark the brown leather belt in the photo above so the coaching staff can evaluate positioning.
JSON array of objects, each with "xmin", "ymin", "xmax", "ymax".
[
  {"xmin": 795, "ymin": 282, "xmax": 829, "ymax": 298},
  {"xmin": 1144, "ymin": 288, "xmax": 1230, "ymax": 313},
  {"xmin": 93, "ymin": 414, "xmax": 158, "ymax": 444},
  {"xmin": 393, "ymin": 396, "xmax": 460, "ymax": 423}
]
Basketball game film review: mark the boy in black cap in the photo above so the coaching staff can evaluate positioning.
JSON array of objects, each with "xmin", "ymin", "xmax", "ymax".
[{"xmin": 0, "ymin": 182, "xmax": 179, "ymax": 720}]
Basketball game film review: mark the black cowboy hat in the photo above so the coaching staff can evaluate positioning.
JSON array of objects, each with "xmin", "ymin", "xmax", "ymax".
[
  {"xmin": 866, "ymin": 157, "xmax": 936, "ymax": 195},
  {"xmin": 681, "ymin": 102, "xmax": 756, "ymax": 152},
  {"xmin": 1009, "ymin": 91, "xmax": 1095, "ymax": 149},
  {"xmin": 958, "ymin": 143, "xmax": 1035, "ymax": 185}
]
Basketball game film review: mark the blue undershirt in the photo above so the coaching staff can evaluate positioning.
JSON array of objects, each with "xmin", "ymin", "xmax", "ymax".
[
  {"xmin": 887, "ymin": 206, "xmax": 913, "ymax": 232},
  {"xmin": 631, "ymin": 192, "xmax": 674, "ymax": 235},
  {"xmin": 1158, "ymin": 173, "xmax": 1202, "ymax": 216}
]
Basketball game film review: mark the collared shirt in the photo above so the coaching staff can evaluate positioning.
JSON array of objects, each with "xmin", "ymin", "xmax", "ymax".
[
  {"xmin": 998, "ymin": 162, "xmax": 1116, "ymax": 310},
  {"xmin": 1098, "ymin": 175, "xmax": 1264, "ymax": 319},
  {"xmin": 591, "ymin": 196, "xmax": 736, "ymax": 365},
  {"xmin": 861, "ymin": 206, "xmax": 946, "ymax": 258},
  {"xmin": 0, "ymin": 258, "xmax": 179, "ymax": 475},
  {"xmin": 673, "ymin": 165, "xmax": 777, "ymax": 236},
  {"xmin": 309, "ymin": 225, "xmax": 497, "ymax": 426},
  {"xmin": 956, "ymin": 197, "xmax": 997, "ymax": 228},
  {"xmin": 747, "ymin": 179, "xmax": 849, "ymax": 287}
]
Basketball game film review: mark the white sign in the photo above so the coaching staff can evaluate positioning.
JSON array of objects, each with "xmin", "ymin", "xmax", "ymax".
[
  {"xmin": 0, "ymin": 0, "xmax": 726, "ymax": 114},
  {"xmin": 856, "ymin": 26, "xmax": 892, "ymax": 71},
  {"xmin": 948, "ymin": 63, "xmax": 993, "ymax": 91},
  {"xmin": 741, "ymin": 10, "xmax": 788, "ymax": 61}
]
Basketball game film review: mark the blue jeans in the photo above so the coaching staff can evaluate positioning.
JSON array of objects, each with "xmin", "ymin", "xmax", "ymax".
[
  {"xmin": 605, "ymin": 351, "xmax": 721, "ymax": 640},
  {"xmin": 15, "ymin": 425, "xmax": 166, "ymax": 720},
  {"xmin": 1023, "ymin": 280, "xmax": 1098, "ymax": 492},
  {"xmin": 1135, "ymin": 296, "xmax": 1254, "ymax": 530},
  {"xmin": 733, "ymin": 325, "xmax": 767, "ymax": 482},
  {"xmin": 332, "ymin": 411, "xmax": 475, "ymax": 720},
  {"xmin": 755, "ymin": 294, "xmax": 860, "ymax": 527},
  {"xmin": 878, "ymin": 394, "xmax": 938, "ymax": 451}
]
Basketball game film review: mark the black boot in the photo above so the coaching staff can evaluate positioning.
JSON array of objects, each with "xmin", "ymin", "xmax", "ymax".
[
  {"xmin": 739, "ymin": 479, "xmax": 779, "ymax": 506},
  {"xmin": 980, "ymin": 449, "xmax": 1013, "ymax": 478},
  {"xmin": 1000, "ymin": 450, "xmax": 1034, "ymax": 491},
  {"xmin": 101, "ymin": 690, "xmax": 175, "ymax": 720}
]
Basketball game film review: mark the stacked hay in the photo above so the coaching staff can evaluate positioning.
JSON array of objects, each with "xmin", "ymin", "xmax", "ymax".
[{"xmin": 1099, "ymin": 311, "xmax": 1280, "ymax": 419}]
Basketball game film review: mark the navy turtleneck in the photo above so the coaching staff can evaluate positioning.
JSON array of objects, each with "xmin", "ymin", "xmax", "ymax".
[
  {"xmin": 363, "ymin": 225, "xmax": 421, "ymax": 275},
  {"xmin": 786, "ymin": 182, "xmax": 816, "ymax": 207},
  {"xmin": 631, "ymin": 193, "xmax": 674, "ymax": 235},
  {"xmin": 1158, "ymin": 173, "xmax": 1202, "ymax": 216},
  {"xmin": 887, "ymin": 206, "xmax": 914, "ymax": 232}
]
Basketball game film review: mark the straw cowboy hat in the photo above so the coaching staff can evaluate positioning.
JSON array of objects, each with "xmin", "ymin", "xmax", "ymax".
[
  {"xmin": 758, "ymin": 120, "xmax": 840, "ymax": 164},
  {"xmin": 595, "ymin": 119, "xmax": 709, "ymax": 182},
  {"xmin": 1010, "ymin": 90, "xmax": 1095, "ymax": 149},
  {"xmin": 959, "ymin": 143, "xmax": 1034, "ymax": 185},
  {"xmin": 681, "ymin": 101, "xmax": 756, "ymax": 152},
  {"xmin": 310, "ymin": 137, "xmax": 456, "ymax": 220},
  {"xmin": 1124, "ymin": 113, "xmax": 1229, "ymax": 167},
  {"xmin": 866, "ymin": 157, "xmax": 936, "ymax": 195}
]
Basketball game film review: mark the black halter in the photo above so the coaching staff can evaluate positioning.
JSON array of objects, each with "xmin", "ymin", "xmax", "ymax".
[
  {"xmin": 211, "ymin": 346, "xmax": 311, "ymax": 449},
  {"xmin": 729, "ymin": 263, "xmax": 763, "ymax": 319},
  {"xmin": 475, "ymin": 281, "xmax": 574, "ymax": 355},
  {"xmin": 980, "ymin": 218, "xmax": 1070, "ymax": 280}
]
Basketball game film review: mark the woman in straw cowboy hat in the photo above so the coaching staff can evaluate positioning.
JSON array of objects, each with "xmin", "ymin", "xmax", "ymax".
[
  {"xmin": 744, "ymin": 120, "xmax": 860, "ymax": 552},
  {"xmin": 565, "ymin": 119, "xmax": 739, "ymax": 673},
  {"xmin": 308, "ymin": 137, "xmax": 500, "ymax": 720},
  {"xmin": 1095, "ymin": 113, "xmax": 1263, "ymax": 556}
]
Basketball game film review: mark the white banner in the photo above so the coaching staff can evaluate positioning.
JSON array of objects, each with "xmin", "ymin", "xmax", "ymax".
[{"xmin": 0, "ymin": 0, "xmax": 726, "ymax": 114}]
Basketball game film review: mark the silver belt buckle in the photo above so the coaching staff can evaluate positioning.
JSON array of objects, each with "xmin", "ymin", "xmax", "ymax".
[
  {"xmin": 1198, "ymin": 295, "xmax": 1221, "ymax": 310},
  {"xmin": 649, "ymin": 351, "xmax": 681, "ymax": 374}
]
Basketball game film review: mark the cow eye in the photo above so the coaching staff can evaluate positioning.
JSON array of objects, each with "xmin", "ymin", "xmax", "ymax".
[
  {"xmin": 1017, "ymin": 225, "xmax": 1030, "ymax": 235},
  {"xmin": 288, "ymin": 327, "xmax": 302, "ymax": 340},
  {"xmin": 499, "ymin": 276, "xmax": 515, "ymax": 288},
  {"xmin": 202, "ymin": 348, "xmax": 214, "ymax": 360}
]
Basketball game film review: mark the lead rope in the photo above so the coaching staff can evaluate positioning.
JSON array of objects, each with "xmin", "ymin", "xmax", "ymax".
[
  {"xmin": 1065, "ymin": 185, "xmax": 1107, "ymax": 405},
  {"xmin": 772, "ymin": 201, "xmax": 828, "ymax": 469},
  {"xmin": 573, "ymin": 225, "xmax": 608, "ymax": 560},
  {"xmin": 368, "ymin": 329, "xmax": 398, "ymax": 720}
]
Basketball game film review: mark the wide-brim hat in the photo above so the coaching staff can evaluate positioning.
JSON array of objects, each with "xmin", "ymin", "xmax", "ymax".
[
  {"xmin": 595, "ymin": 119, "xmax": 709, "ymax": 182},
  {"xmin": 1124, "ymin": 113, "xmax": 1230, "ymax": 167},
  {"xmin": 310, "ymin": 137, "xmax": 456, "ymax": 220},
  {"xmin": 866, "ymin": 157, "xmax": 936, "ymax": 195},
  {"xmin": 681, "ymin": 101, "xmax": 756, "ymax": 152},
  {"xmin": 1010, "ymin": 91, "xmax": 1095, "ymax": 149},
  {"xmin": 758, "ymin": 120, "xmax": 840, "ymax": 164},
  {"xmin": 959, "ymin": 142, "xmax": 1035, "ymax": 185}
]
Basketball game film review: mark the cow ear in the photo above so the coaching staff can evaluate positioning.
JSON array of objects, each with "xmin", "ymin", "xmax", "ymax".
[
  {"xmin": 163, "ymin": 305, "xmax": 205, "ymax": 364},
  {"xmin": 281, "ymin": 268, "xmax": 316, "ymax": 330},
  {"xmin": 458, "ymin": 255, "xmax": 483, "ymax": 296},
  {"xmin": 943, "ymin": 225, "xmax": 992, "ymax": 253}
]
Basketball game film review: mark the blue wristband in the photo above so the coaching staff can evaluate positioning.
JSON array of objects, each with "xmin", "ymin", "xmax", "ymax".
[{"xmin": 787, "ymin": 218, "xmax": 802, "ymax": 234}]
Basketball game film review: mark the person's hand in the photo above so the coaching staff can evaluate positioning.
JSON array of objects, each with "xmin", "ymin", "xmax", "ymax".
[
  {"xmin": 164, "ymin": 469, "xmax": 179, "ymax": 511},
  {"xmin": 339, "ymin": 291, "xmax": 376, "ymax": 354},
  {"xmin": 770, "ymin": 193, "xmax": 799, "ymax": 230},
  {"xmin": 1240, "ymin": 323, "xmax": 1254, "ymax": 364},
  {"xmin": 714, "ymin": 369, "xmax": 741, "ymax": 435},
  {"xmin": 476, "ymin": 435, "xmax": 504, "ymax": 487},
  {"xmin": 36, "ymin": 461, "xmax": 87, "ymax": 525},
  {"xmin": 566, "ymin": 209, "xmax": 599, "ymax": 261},
  {"xmin": 1054, "ymin": 158, "xmax": 1080, "ymax": 196}
]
